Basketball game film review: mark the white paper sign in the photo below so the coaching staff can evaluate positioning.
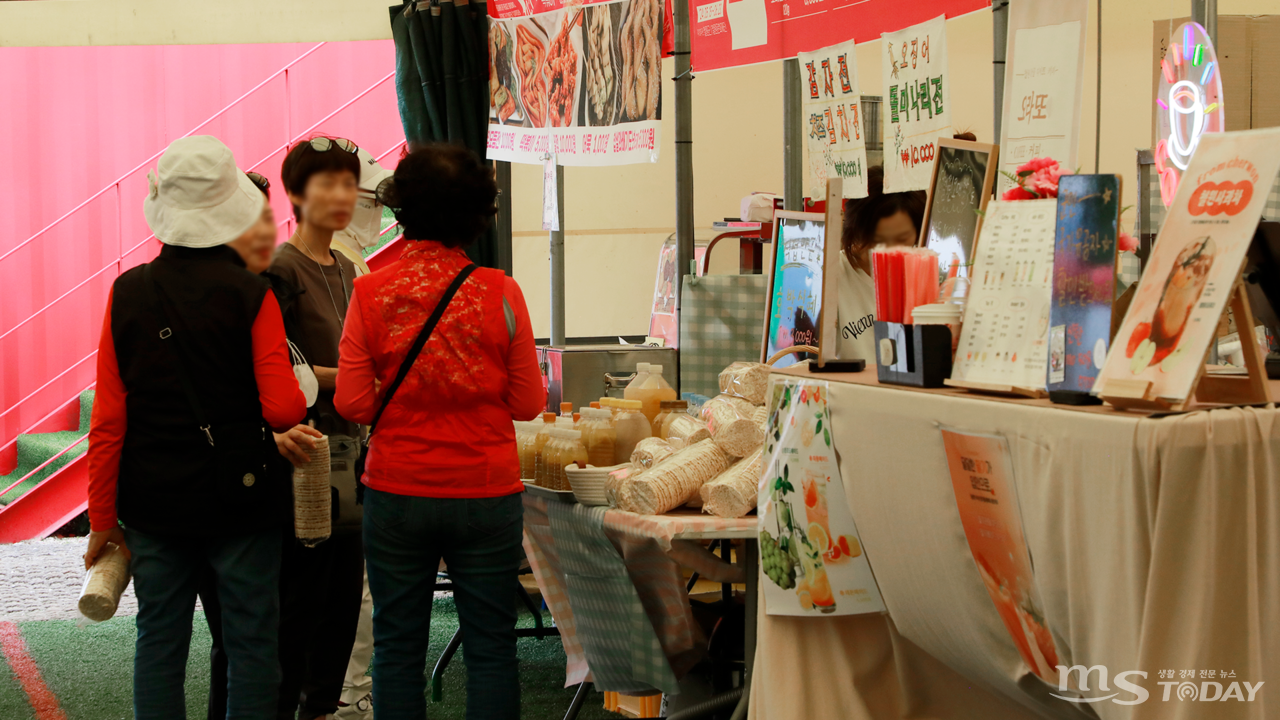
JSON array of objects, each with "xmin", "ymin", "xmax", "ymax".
[
  {"xmin": 542, "ymin": 153, "xmax": 559, "ymax": 231},
  {"xmin": 950, "ymin": 199, "xmax": 1059, "ymax": 391},
  {"xmin": 881, "ymin": 15, "xmax": 951, "ymax": 193},
  {"xmin": 997, "ymin": 1, "xmax": 1087, "ymax": 196},
  {"xmin": 760, "ymin": 378, "xmax": 884, "ymax": 616},
  {"xmin": 798, "ymin": 41, "xmax": 869, "ymax": 200}
]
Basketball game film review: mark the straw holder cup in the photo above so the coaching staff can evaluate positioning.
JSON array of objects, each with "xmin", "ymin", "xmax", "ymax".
[{"xmin": 873, "ymin": 322, "xmax": 953, "ymax": 388}]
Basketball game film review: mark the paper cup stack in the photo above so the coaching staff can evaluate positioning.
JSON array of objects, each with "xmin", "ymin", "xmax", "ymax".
[
  {"xmin": 293, "ymin": 434, "xmax": 331, "ymax": 547},
  {"xmin": 78, "ymin": 542, "xmax": 132, "ymax": 622}
]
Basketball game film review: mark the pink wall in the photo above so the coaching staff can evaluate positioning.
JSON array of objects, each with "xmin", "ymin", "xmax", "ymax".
[{"xmin": 0, "ymin": 40, "xmax": 406, "ymax": 456}]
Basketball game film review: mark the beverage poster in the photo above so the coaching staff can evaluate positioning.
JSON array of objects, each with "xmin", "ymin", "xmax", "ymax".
[
  {"xmin": 1095, "ymin": 128, "xmax": 1280, "ymax": 402},
  {"xmin": 487, "ymin": 0, "xmax": 663, "ymax": 166},
  {"xmin": 950, "ymin": 199, "xmax": 1058, "ymax": 390},
  {"xmin": 764, "ymin": 213, "xmax": 827, "ymax": 369},
  {"xmin": 1047, "ymin": 174, "xmax": 1121, "ymax": 393},
  {"xmin": 880, "ymin": 15, "xmax": 951, "ymax": 193},
  {"xmin": 940, "ymin": 427, "xmax": 1060, "ymax": 681},
  {"xmin": 759, "ymin": 378, "xmax": 884, "ymax": 616},
  {"xmin": 798, "ymin": 41, "xmax": 869, "ymax": 200}
]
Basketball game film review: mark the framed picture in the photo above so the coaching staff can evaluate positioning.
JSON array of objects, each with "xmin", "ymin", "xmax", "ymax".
[
  {"xmin": 918, "ymin": 137, "xmax": 999, "ymax": 297},
  {"xmin": 761, "ymin": 206, "xmax": 839, "ymax": 369}
]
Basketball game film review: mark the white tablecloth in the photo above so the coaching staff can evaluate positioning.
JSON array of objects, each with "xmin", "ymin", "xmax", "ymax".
[{"xmin": 750, "ymin": 367, "xmax": 1280, "ymax": 720}]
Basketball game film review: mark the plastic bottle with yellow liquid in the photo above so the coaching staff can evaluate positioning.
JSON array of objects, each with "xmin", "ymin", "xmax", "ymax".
[{"xmin": 624, "ymin": 363, "xmax": 677, "ymax": 424}]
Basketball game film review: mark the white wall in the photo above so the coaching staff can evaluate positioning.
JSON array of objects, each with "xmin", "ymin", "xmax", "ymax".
[{"xmin": 7, "ymin": 0, "xmax": 1275, "ymax": 338}]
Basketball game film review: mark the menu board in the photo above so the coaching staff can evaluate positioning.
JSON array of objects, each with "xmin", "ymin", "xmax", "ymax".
[
  {"xmin": 920, "ymin": 140, "xmax": 997, "ymax": 295},
  {"xmin": 798, "ymin": 41, "xmax": 869, "ymax": 200},
  {"xmin": 1047, "ymin": 175, "xmax": 1121, "ymax": 394},
  {"xmin": 763, "ymin": 212, "xmax": 829, "ymax": 369},
  {"xmin": 760, "ymin": 378, "xmax": 884, "ymax": 616},
  {"xmin": 950, "ymin": 199, "xmax": 1058, "ymax": 391},
  {"xmin": 487, "ymin": 0, "xmax": 663, "ymax": 166},
  {"xmin": 1095, "ymin": 127, "xmax": 1280, "ymax": 403},
  {"xmin": 881, "ymin": 15, "xmax": 951, "ymax": 193},
  {"xmin": 940, "ymin": 428, "xmax": 1061, "ymax": 681}
]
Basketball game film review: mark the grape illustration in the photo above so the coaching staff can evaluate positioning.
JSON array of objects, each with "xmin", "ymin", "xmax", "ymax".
[{"xmin": 760, "ymin": 530, "xmax": 797, "ymax": 590}]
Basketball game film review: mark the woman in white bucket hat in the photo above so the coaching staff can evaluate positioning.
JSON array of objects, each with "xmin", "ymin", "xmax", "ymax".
[{"xmin": 83, "ymin": 135, "xmax": 308, "ymax": 720}]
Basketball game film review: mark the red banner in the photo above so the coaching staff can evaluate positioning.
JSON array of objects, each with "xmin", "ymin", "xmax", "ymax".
[{"xmin": 688, "ymin": 0, "xmax": 988, "ymax": 72}]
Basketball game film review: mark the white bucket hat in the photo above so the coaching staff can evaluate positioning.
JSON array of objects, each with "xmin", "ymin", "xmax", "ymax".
[{"xmin": 144, "ymin": 136, "xmax": 265, "ymax": 248}]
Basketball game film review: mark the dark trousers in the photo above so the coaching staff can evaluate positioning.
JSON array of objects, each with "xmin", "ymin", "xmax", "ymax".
[
  {"xmin": 198, "ymin": 570, "xmax": 230, "ymax": 720},
  {"xmin": 201, "ymin": 530, "xmax": 363, "ymax": 720},
  {"xmin": 363, "ymin": 487, "xmax": 524, "ymax": 720},
  {"xmin": 126, "ymin": 527, "xmax": 281, "ymax": 720},
  {"xmin": 278, "ymin": 529, "xmax": 365, "ymax": 720}
]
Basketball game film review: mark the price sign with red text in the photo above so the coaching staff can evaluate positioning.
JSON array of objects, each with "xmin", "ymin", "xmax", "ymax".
[
  {"xmin": 798, "ymin": 41, "xmax": 868, "ymax": 200},
  {"xmin": 880, "ymin": 15, "xmax": 950, "ymax": 193}
]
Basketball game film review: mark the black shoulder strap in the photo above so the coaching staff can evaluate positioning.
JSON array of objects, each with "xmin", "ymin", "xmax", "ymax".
[
  {"xmin": 143, "ymin": 263, "xmax": 216, "ymax": 446},
  {"xmin": 367, "ymin": 263, "xmax": 478, "ymax": 435}
]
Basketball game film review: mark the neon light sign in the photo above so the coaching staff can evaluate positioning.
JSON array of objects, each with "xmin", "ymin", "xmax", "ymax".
[{"xmin": 1155, "ymin": 22, "xmax": 1224, "ymax": 206}]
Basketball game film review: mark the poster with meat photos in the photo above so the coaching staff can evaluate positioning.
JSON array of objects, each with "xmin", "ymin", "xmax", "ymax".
[{"xmin": 486, "ymin": 0, "xmax": 663, "ymax": 166}]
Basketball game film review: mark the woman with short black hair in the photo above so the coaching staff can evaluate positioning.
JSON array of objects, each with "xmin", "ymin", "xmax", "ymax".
[
  {"xmin": 335, "ymin": 143, "xmax": 545, "ymax": 720},
  {"xmin": 835, "ymin": 165, "xmax": 928, "ymax": 361}
]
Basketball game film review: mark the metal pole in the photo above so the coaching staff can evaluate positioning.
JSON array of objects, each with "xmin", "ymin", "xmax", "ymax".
[
  {"xmin": 550, "ymin": 165, "xmax": 566, "ymax": 346},
  {"xmin": 496, "ymin": 160, "xmax": 513, "ymax": 275},
  {"xmin": 1192, "ymin": 0, "xmax": 1217, "ymax": 46},
  {"xmin": 993, "ymin": 0, "xmax": 1010, "ymax": 144},
  {"xmin": 673, "ymin": 0, "xmax": 695, "ymax": 306},
  {"xmin": 782, "ymin": 59, "xmax": 803, "ymax": 211},
  {"xmin": 1095, "ymin": 0, "xmax": 1101, "ymax": 173}
]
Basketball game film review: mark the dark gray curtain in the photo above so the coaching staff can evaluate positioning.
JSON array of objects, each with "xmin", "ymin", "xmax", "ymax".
[{"xmin": 390, "ymin": 0, "xmax": 498, "ymax": 269}]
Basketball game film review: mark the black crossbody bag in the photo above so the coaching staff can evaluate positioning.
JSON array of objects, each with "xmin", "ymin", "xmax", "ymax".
[
  {"xmin": 142, "ymin": 265, "xmax": 281, "ymax": 515},
  {"xmin": 354, "ymin": 264, "xmax": 477, "ymax": 498}
]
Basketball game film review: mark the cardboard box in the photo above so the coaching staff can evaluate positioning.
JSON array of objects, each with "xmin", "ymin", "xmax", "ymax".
[{"xmin": 1249, "ymin": 16, "xmax": 1280, "ymax": 129}]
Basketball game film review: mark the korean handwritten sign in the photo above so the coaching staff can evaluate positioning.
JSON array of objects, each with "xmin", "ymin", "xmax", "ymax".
[
  {"xmin": 1047, "ymin": 174, "xmax": 1120, "ymax": 393},
  {"xmin": 880, "ymin": 15, "xmax": 951, "ymax": 193},
  {"xmin": 798, "ymin": 41, "xmax": 869, "ymax": 199},
  {"xmin": 997, "ymin": 11, "xmax": 1086, "ymax": 195}
]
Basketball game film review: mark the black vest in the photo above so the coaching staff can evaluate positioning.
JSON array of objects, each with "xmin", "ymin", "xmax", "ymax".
[{"xmin": 112, "ymin": 245, "xmax": 290, "ymax": 536}]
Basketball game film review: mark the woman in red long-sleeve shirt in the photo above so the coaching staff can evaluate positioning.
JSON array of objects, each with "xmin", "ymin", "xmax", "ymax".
[
  {"xmin": 83, "ymin": 136, "xmax": 308, "ymax": 720},
  {"xmin": 334, "ymin": 144, "xmax": 544, "ymax": 720}
]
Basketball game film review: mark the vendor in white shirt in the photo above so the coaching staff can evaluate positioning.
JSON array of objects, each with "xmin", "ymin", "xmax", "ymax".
[{"xmin": 835, "ymin": 165, "xmax": 926, "ymax": 362}]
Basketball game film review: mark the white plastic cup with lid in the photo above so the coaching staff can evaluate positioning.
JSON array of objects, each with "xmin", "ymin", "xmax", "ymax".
[{"xmin": 910, "ymin": 303, "xmax": 963, "ymax": 358}]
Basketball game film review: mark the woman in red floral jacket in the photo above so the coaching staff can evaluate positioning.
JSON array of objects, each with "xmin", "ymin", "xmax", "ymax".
[{"xmin": 334, "ymin": 144, "xmax": 544, "ymax": 719}]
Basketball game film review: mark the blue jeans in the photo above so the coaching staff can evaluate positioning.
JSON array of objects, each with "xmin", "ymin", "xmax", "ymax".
[
  {"xmin": 363, "ymin": 487, "xmax": 524, "ymax": 720},
  {"xmin": 126, "ymin": 527, "xmax": 282, "ymax": 720}
]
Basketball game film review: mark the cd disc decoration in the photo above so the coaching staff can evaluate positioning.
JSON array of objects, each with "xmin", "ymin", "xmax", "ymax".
[{"xmin": 1155, "ymin": 22, "xmax": 1225, "ymax": 207}]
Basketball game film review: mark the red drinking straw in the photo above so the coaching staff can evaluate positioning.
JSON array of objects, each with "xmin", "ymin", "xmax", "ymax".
[
  {"xmin": 872, "ymin": 249, "xmax": 890, "ymax": 320},
  {"xmin": 887, "ymin": 250, "xmax": 905, "ymax": 323}
]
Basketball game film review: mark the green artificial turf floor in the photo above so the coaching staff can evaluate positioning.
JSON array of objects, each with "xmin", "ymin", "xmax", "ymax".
[{"xmin": 4, "ymin": 595, "xmax": 615, "ymax": 720}]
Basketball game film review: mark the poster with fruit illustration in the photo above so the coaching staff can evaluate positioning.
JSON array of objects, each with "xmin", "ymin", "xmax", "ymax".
[
  {"xmin": 758, "ymin": 378, "xmax": 884, "ymax": 616},
  {"xmin": 1094, "ymin": 128, "xmax": 1280, "ymax": 402},
  {"xmin": 940, "ymin": 427, "xmax": 1061, "ymax": 681}
]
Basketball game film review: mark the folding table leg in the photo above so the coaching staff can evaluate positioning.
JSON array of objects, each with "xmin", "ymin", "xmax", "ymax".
[
  {"xmin": 564, "ymin": 681, "xmax": 592, "ymax": 720},
  {"xmin": 430, "ymin": 628, "xmax": 463, "ymax": 702}
]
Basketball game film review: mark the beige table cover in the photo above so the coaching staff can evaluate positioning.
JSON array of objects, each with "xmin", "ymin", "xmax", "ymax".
[{"xmin": 750, "ymin": 366, "xmax": 1280, "ymax": 720}]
